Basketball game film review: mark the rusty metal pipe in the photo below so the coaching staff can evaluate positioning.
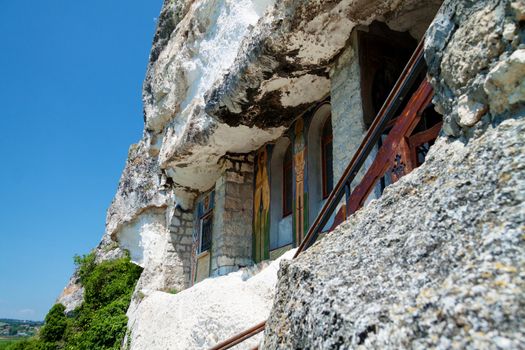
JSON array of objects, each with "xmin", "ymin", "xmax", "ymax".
[{"xmin": 208, "ymin": 321, "xmax": 266, "ymax": 350}]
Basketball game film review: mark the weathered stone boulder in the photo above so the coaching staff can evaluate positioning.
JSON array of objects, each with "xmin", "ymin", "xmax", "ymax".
[
  {"xmin": 56, "ymin": 271, "xmax": 84, "ymax": 315},
  {"xmin": 263, "ymin": 0, "xmax": 525, "ymax": 348},
  {"xmin": 263, "ymin": 115, "xmax": 524, "ymax": 349},
  {"xmin": 425, "ymin": 0, "xmax": 524, "ymax": 137},
  {"xmin": 105, "ymin": 141, "xmax": 170, "ymax": 239}
]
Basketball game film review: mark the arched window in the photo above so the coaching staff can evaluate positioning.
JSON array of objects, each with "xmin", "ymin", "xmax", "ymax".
[
  {"xmin": 307, "ymin": 103, "xmax": 332, "ymax": 227},
  {"xmin": 321, "ymin": 118, "xmax": 333, "ymax": 198},
  {"xmin": 269, "ymin": 137, "xmax": 293, "ymax": 252},
  {"xmin": 282, "ymin": 144, "xmax": 293, "ymax": 217}
]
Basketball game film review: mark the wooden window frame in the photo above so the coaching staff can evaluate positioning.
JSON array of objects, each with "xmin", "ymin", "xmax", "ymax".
[
  {"xmin": 321, "ymin": 118, "xmax": 333, "ymax": 199},
  {"xmin": 198, "ymin": 211, "xmax": 213, "ymax": 254},
  {"xmin": 282, "ymin": 145, "xmax": 293, "ymax": 217}
]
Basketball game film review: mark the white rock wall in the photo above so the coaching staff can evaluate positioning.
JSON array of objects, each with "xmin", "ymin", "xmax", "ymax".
[
  {"xmin": 144, "ymin": 0, "xmax": 284, "ymax": 193},
  {"xmin": 145, "ymin": 0, "xmax": 275, "ymax": 133},
  {"xmin": 118, "ymin": 208, "xmax": 186, "ymax": 300},
  {"xmin": 127, "ymin": 249, "xmax": 296, "ymax": 350}
]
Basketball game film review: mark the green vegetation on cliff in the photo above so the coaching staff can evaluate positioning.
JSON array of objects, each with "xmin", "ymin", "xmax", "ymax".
[{"xmin": 5, "ymin": 253, "xmax": 142, "ymax": 350}]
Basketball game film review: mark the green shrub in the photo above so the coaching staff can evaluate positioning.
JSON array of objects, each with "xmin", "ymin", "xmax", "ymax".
[
  {"xmin": 5, "ymin": 339, "xmax": 56, "ymax": 350},
  {"xmin": 82, "ymin": 257, "xmax": 142, "ymax": 309},
  {"xmin": 13, "ymin": 253, "xmax": 142, "ymax": 350},
  {"xmin": 40, "ymin": 304, "xmax": 67, "ymax": 343},
  {"xmin": 73, "ymin": 253, "xmax": 96, "ymax": 282},
  {"xmin": 65, "ymin": 255, "xmax": 142, "ymax": 350}
]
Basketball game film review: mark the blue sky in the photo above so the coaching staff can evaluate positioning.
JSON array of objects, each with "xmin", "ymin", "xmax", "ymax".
[{"xmin": 0, "ymin": 0, "xmax": 162, "ymax": 320}]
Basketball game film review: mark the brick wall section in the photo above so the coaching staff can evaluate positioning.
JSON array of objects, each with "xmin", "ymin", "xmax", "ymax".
[
  {"xmin": 211, "ymin": 154, "xmax": 254, "ymax": 277},
  {"xmin": 168, "ymin": 206, "xmax": 194, "ymax": 288}
]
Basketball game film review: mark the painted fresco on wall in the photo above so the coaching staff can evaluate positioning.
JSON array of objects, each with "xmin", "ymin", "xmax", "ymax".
[
  {"xmin": 191, "ymin": 190, "xmax": 215, "ymax": 284},
  {"xmin": 293, "ymin": 118, "xmax": 309, "ymax": 245},
  {"xmin": 253, "ymin": 147, "xmax": 270, "ymax": 262}
]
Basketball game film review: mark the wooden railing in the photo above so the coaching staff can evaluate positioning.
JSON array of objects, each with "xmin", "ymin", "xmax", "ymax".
[
  {"xmin": 294, "ymin": 38, "xmax": 428, "ymax": 257},
  {"xmin": 209, "ymin": 37, "xmax": 435, "ymax": 350}
]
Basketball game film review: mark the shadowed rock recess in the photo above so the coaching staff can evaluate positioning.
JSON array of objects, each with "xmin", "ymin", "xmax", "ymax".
[{"xmin": 263, "ymin": 0, "xmax": 525, "ymax": 348}]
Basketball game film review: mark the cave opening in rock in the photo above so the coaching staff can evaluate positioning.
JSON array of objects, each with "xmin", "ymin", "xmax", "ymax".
[{"xmin": 358, "ymin": 21, "xmax": 418, "ymax": 127}]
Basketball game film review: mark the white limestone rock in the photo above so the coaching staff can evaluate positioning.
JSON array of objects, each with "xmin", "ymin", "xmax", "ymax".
[
  {"xmin": 426, "ymin": 0, "xmax": 524, "ymax": 136},
  {"xmin": 456, "ymin": 94, "xmax": 487, "ymax": 127},
  {"xmin": 105, "ymin": 141, "xmax": 170, "ymax": 240},
  {"xmin": 439, "ymin": 3, "xmax": 505, "ymax": 91},
  {"xmin": 127, "ymin": 249, "xmax": 296, "ymax": 350},
  {"xmin": 484, "ymin": 49, "xmax": 525, "ymax": 115},
  {"xmin": 142, "ymin": 0, "xmax": 441, "ymax": 193},
  {"xmin": 207, "ymin": 0, "xmax": 441, "ymax": 127},
  {"xmin": 143, "ymin": 0, "xmax": 284, "ymax": 193},
  {"xmin": 118, "ymin": 208, "xmax": 187, "ymax": 304},
  {"xmin": 56, "ymin": 272, "xmax": 84, "ymax": 315}
]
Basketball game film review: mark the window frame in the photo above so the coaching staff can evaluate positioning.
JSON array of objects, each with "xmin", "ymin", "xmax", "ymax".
[
  {"xmin": 198, "ymin": 211, "xmax": 213, "ymax": 254},
  {"xmin": 321, "ymin": 118, "xmax": 334, "ymax": 199},
  {"xmin": 282, "ymin": 144, "xmax": 293, "ymax": 217}
]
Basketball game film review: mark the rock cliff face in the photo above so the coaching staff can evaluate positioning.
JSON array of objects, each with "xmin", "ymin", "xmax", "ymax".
[
  {"xmin": 58, "ymin": 0, "xmax": 525, "ymax": 348},
  {"xmin": 58, "ymin": 0, "xmax": 444, "ymax": 309},
  {"xmin": 263, "ymin": 0, "xmax": 525, "ymax": 348},
  {"xmin": 135, "ymin": 0, "xmax": 442, "ymax": 204}
]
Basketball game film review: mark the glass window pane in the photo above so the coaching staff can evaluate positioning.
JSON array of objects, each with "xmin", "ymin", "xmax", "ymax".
[
  {"xmin": 283, "ymin": 145, "xmax": 293, "ymax": 216},
  {"xmin": 200, "ymin": 214, "xmax": 213, "ymax": 252}
]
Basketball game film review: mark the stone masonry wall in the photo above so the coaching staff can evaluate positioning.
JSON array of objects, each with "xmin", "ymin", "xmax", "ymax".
[
  {"xmin": 211, "ymin": 154, "xmax": 255, "ymax": 276},
  {"xmin": 329, "ymin": 33, "xmax": 367, "ymax": 184},
  {"xmin": 329, "ymin": 33, "xmax": 383, "ymax": 203},
  {"xmin": 168, "ymin": 205, "xmax": 194, "ymax": 288}
]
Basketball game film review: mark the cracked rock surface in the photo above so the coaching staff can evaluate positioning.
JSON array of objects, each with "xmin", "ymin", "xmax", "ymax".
[
  {"xmin": 264, "ymin": 0, "xmax": 525, "ymax": 348},
  {"xmin": 263, "ymin": 111, "xmax": 525, "ymax": 350},
  {"xmin": 141, "ymin": 0, "xmax": 441, "ymax": 193}
]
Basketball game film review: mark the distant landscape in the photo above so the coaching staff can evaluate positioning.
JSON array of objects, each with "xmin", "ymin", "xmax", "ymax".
[{"xmin": 0, "ymin": 319, "xmax": 43, "ymax": 349}]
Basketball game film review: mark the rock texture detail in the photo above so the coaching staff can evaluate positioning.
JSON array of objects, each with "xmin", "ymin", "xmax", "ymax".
[
  {"xmin": 425, "ymin": 0, "xmax": 524, "ymax": 137},
  {"xmin": 263, "ymin": 0, "xmax": 525, "ymax": 348},
  {"xmin": 56, "ymin": 272, "xmax": 84, "ymax": 315},
  {"xmin": 264, "ymin": 116, "xmax": 525, "ymax": 349},
  {"xmin": 206, "ymin": 0, "xmax": 441, "ymax": 129}
]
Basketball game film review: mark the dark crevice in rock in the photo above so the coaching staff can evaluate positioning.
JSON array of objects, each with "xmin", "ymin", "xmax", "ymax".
[{"xmin": 357, "ymin": 325, "xmax": 377, "ymax": 345}]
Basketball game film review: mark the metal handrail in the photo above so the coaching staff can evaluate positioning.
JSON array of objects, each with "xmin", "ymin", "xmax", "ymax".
[
  {"xmin": 209, "ymin": 321, "xmax": 266, "ymax": 350},
  {"xmin": 294, "ymin": 38, "xmax": 426, "ymax": 257},
  {"xmin": 209, "ymin": 37, "xmax": 427, "ymax": 350}
]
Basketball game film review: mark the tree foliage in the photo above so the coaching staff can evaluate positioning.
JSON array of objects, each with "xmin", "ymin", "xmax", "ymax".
[
  {"xmin": 40, "ymin": 304, "xmax": 67, "ymax": 343},
  {"xmin": 8, "ymin": 252, "xmax": 142, "ymax": 350}
]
